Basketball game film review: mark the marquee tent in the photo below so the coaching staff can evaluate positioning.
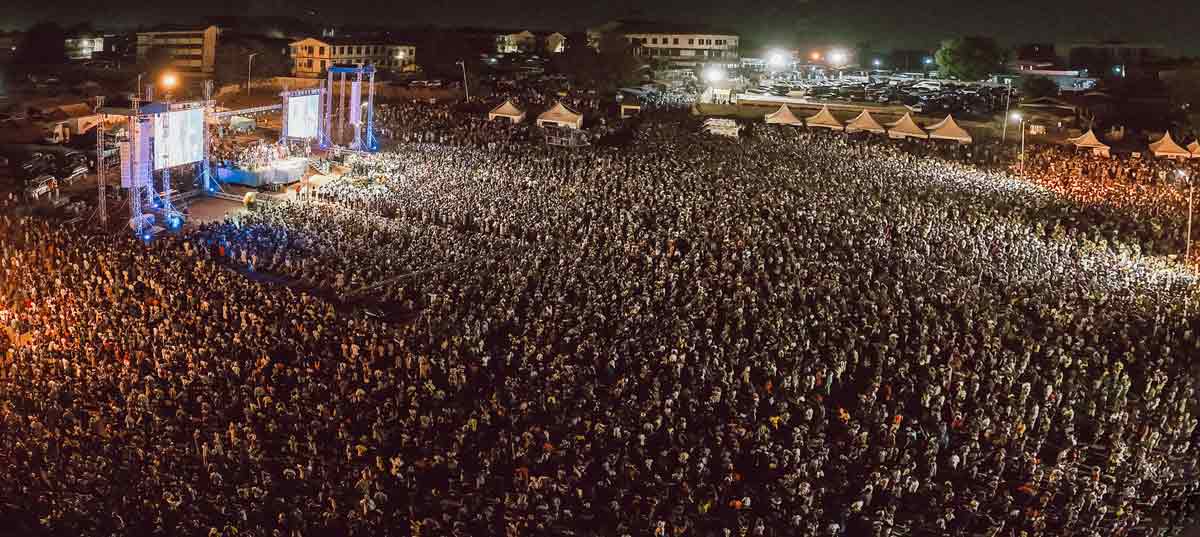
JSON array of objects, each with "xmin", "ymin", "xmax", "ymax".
[
  {"xmin": 845, "ymin": 110, "xmax": 886, "ymax": 134},
  {"xmin": 488, "ymin": 100, "xmax": 526, "ymax": 123},
  {"xmin": 1190, "ymin": 140, "xmax": 1200, "ymax": 158},
  {"xmin": 805, "ymin": 105, "xmax": 844, "ymax": 131},
  {"xmin": 536, "ymin": 102, "xmax": 583, "ymax": 129},
  {"xmin": 1148, "ymin": 132, "xmax": 1192, "ymax": 159},
  {"xmin": 1067, "ymin": 129, "xmax": 1110, "ymax": 157},
  {"xmin": 926, "ymin": 115, "xmax": 973, "ymax": 144},
  {"xmin": 764, "ymin": 104, "xmax": 803, "ymax": 126},
  {"xmin": 886, "ymin": 113, "xmax": 929, "ymax": 139}
]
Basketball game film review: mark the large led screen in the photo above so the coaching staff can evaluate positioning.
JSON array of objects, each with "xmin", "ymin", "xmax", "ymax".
[
  {"xmin": 286, "ymin": 94, "xmax": 321, "ymax": 139},
  {"xmin": 152, "ymin": 108, "xmax": 205, "ymax": 170}
]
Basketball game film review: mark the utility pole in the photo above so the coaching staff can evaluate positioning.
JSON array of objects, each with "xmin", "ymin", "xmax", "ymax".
[
  {"xmin": 457, "ymin": 60, "xmax": 470, "ymax": 101},
  {"xmin": 247, "ymin": 52, "xmax": 259, "ymax": 96},
  {"xmin": 96, "ymin": 121, "xmax": 106, "ymax": 225}
]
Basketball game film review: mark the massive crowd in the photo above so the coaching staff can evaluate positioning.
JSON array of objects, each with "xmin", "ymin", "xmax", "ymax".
[{"xmin": 2, "ymin": 100, "xmax": 1200, "ymax": 537}]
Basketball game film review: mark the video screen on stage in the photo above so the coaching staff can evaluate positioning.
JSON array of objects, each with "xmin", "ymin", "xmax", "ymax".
[
  {"xmin": 286, "ymin": 94, "xmax": 321, "ymax": 139},
  {"xmin": 152, "ymin": 108, "xmax": 205, "ymax": 170}
]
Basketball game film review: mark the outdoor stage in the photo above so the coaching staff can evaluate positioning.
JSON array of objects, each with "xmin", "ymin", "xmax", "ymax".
[{"xmin": 218, "ymin": 157, "xmax": 309, "ymax": 187}]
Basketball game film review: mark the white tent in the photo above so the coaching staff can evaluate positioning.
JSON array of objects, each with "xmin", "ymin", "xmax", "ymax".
[
  {"xmin": 1190, "ymin": 140, "xmax": 1200, "ymax": 158},
  {"xmin": 1067, "ymin": 129, "xmax": 1111, "ymax": 157},
  {"xmin": 764, "ymin": 104, "xmax": 803, "ymax": 126},
  {"xmin": 536, "ymin": 102, "xmax": 583, "ymax": 129},
  {"xmin": 488, "ymin": 100, "xmax": 526, "ymax": 123},
  {"xmin": 886, "ymin": 113, "xmax": 929, "ymax": 139},
  {"xmin": 926, "ymin": 115, "xmax": 973, "ymax": 144},
  {"xmin": 845, "ymin": 110, "xmax": 886, "ymax": 134},
  {"xmin": 805, "ymin": 105, "xmax": 844, "ymax": 131},
  {"xmin": 1148, "ymin": 132, "xmax": 1192, "ymax": 159}
]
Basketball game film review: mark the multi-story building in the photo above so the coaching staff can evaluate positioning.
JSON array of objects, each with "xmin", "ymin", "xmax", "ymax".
[
  {"xmin": 65, "ymin": 35, "xmax": 106, "ymax": 60},
  {"xmin": 496, "ymin": 31, "xmax": 536, "ymax": 54},
  {"xmin": 587, "ymin": 20, "xmax": 739, "ymax": 67},
  {"xmin": 1057, "ymin": 41, "xmax": 1165, "ymax": 78},
  {"xmin": 136, "ymin": 25, "xmax": 220, "ymax": 76},
  {"xmin": 289, "ymin": 37, "xmax": 416, "ymax": 78}
]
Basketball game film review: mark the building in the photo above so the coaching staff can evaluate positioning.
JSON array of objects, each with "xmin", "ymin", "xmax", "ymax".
[
  {"xmin": 65, "ymin": 35, "xmax": 106, "ymax": 60},
  {"xmin": 545, "ymin": 32, "xmax": 566, "ymax": 54},
  {"xmin": 289, "ymin": 37, "xmax": 416, "ymax": 78},
  {"xmin": 496, "ymin": 31, "xmax": 536, "ymax": 54},
  {"xmin": 587, "ymin": 20, "xmax": 739, "ymax": 68},
  {"xmin": 1057, "ymin": 41, "xmax": 1165, "ymax": 78},
  {"xmin": 137, "ymin": 26, "xmax": 220, "ymax": 76}
]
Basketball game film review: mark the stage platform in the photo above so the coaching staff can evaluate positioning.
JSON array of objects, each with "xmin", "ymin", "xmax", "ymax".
[{"xmin": 219, "ymin": 157, "xmax": 310, "ymax": 187}]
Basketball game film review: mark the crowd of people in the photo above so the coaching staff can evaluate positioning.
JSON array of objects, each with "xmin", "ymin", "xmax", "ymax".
[{"xmin": 2, "ymin": 100, "xmax": 1200, "ymax": 537}]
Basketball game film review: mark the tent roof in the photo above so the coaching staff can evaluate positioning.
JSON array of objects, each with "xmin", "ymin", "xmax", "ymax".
[
  {"xmin": 489, "ymin": 99, "xmax": 525, "ymax": 118},
  {"xmin": 764, "ymin": 104, "xmax": 803, "ymax": 125},
  {"xmin": 1067, "ymin": 129, "xmax": 1109, "ymax": 149},
  {"xmin": 538, "ymin": 101, "xmax": 582, "ymax": 124},
  {"xmin": 886, "ymin": 113, "xmax": 928, "ymax": 139},
  {"xmin": 1148, "ymin": 131, "xmax": 1191, "ymax": 157},
  {"xmin": 845, "ymin": 110, "xmax": 886, "ymax": 134},
  {"xmin": 1189, "ymin": 140, "xmax": 1200, "ymax": 156},
  {"xmin": 926, "ymin": 115, "xmax": 973, "ymax": 143},
  {"xmin": 805, "ymin": 105, "xmax": 844, "ymax": 130}
]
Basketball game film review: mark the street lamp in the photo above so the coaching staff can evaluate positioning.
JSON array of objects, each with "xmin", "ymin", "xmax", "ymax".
[
  {"xmin": 1002, "ymin": 78, "xmax": 1013, "ymax": 141},
  {"xmin": 1010, "ymin": 112, "xmax": 1026, "ymax": 172},
  {"xmin": 456, "ymin": 60, "xmax": 470, "ymax": 101},
  {"xmin": 247, "ymin": 52, "xmax": 259, "ymax": 96},
  {"xmin": 872, "ymin": 58, "xmax": 881, "ymax": 68},
  {"xmin": 768, "ymin": 51, "xmax": 787, "ymax": 71},
  {"xmin": 829, "ymin": 50, "xmax": 847, "ymax": 67}
]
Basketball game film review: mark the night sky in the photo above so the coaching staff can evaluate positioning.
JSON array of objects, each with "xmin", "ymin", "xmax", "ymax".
[{"xmin": 2, "ymin": 0, "xmax": 1197, "ymax": 54}]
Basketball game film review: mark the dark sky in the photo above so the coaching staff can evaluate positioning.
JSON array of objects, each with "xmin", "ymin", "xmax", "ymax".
[{"xmin": 3, "ymin": 0, "xmax": 1197, "ymax": 54}]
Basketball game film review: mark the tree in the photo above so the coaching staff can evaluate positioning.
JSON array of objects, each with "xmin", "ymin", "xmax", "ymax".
[
  {"xmin": 1021, "ymin": 76, "xmax": 1059, "ymax": 99},
  {"xmin": 551, "ymin": 32, "xmax": 601, "ymax": 86},
  {"xmin": 1164, "ymin": 67, "xmax": 1200, "ymax": 133},
  {"xmin": 16, "ymin": 22, "xmax": 67, "ymax": 65},
  {"xmin": 934, "ymin": 37, "xmax": 1007, "ymax": 81},
  {"xmin": 214, "ymin": 37, "xmax": 289, "ymax": 88},
  {"xmin": 141, "ymin": 45, "xmax": 176, "ymax": 82},
  {"xmin": 596, "ymin": 31, "xmax": 642, "ymax": 89}
]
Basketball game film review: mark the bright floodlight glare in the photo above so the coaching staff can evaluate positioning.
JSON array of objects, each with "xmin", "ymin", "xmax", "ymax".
[
  {"xmin": 872, "ymin": 59, "xmax": 881, "ymax": 67},
  {"xmin": 768, "ymin": 52, "xmax": 786, "ymax": 67},
  {"xmin": 924, "ymin": 57, "xmax": 933, "ymax": 64},
  {"xmin": 810, "ymin": 51, "xmax": 821, "ymax": 61},
  {"xmin": 161, "ymin": 73, "xmax": 178, "ymax": 88},
  {"xmin": 1010, "ymin": 112, "xmax": 1022, "ymax": 121},
  {"xmin": 830, "ymin": 50, "xmax": 847, "ymax": 64},
  {"xmin": 704, "ymin": 67, "xmax": 725, "ymax": 82}
]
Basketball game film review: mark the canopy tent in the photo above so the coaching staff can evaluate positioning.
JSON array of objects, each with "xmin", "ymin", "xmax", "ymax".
[
  {"xmin": 488, "ymin": 100, "xmax": 526, "ymax": 123},
  {"xmin": 926, "ymin": 115, "xmax": 973, "ymax": 144},
  {"xmin": 805, "ymin": 105, "xmax": 844, "ymax": 131},
  {"xmin": 886, "ymin": 113, "xmax": 929, "ymax": 139},
  {"xmin": 845, "ymin": 110, "xmax": 886, "ymax": 134},
  {"xmin": 702, "ymin": 118, "xmax": 739, "ymax": 138},
  {"xmin": 764, "ymin": 104, "xmax": 803, "ymax": 126},
  {"xmin": 1148, "ymin": 132, "xmax": 1192, "ymax": 159},
  {"xmin": 1190, "ymin": 140, "xmax": 1200, "ymax": 158},
  {"xmin": 1067, "ymin": 129, "xmax": 1111, "ymax": 157},
  {"xmin": 536, "ymin": 102, "xmax": 583, "ymax": 129}
]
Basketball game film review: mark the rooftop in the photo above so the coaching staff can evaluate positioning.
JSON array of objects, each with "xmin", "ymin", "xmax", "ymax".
[{"xmin": 592, "ymin": 20, "xmax": 739, "ymax": 37}]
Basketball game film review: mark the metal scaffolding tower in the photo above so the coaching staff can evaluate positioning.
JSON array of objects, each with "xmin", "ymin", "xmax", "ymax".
[{"xmin": 324, "ymin": 64, "xmax": 378, "ymax": 152}]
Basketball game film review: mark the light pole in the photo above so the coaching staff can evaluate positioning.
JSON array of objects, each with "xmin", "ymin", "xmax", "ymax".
[
  {"xmin": 1002, "ymin": 79, "xmax": 1013, "ymax": 142},
  {"xmin": 247, "ymin": 52, "xmax": 259, "ymax": 96},
  {"xmin": 456, "ymin": 60, "xmax": 470, "ymax": 101},
  {"xmin": 1181, "ymin": 170, "xmax": 1194, "ymax": 260},
  {"xmin": 1010, "ymin": 112, "xmax": 1026, "ymax": 172}
]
